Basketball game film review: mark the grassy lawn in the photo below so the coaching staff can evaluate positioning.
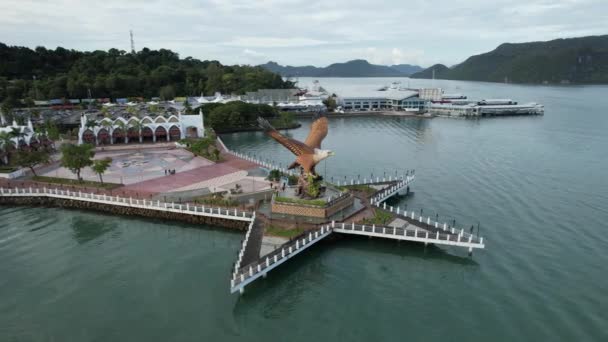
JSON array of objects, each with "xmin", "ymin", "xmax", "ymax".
[
  {"xmin": 360, "ymin": 210, "xmax": 393, "ymax": 225},
  {"xmin": 265, "ymin": 225, "xmax": 305, "ymax": 238},
  {"xmin": 337, "ymin": 184, "xmax": 377, "ymax": 195},
  {"xmin": 275, "ymin": 196, "xmax": 326, "ymax": 207},
  {"xmin": 194, "ymin": 195, "xmax": 239, "ymax": 207},
  {"xmin": 31, "ymin": 176, "xmax": 122, "ymax": 190}
]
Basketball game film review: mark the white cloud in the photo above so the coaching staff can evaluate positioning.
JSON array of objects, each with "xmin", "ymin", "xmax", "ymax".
[{"xmin": 224, "ymin": 37, "xmax": 329, "ymax": 48}]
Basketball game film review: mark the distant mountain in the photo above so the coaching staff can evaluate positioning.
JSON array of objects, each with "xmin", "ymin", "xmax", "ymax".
[
  {"xmin": 411, "ymin": 35, "xmax": 608, "ymax": 84},
  {"xmin": 410, "ymin": 64, "xmax": 450, "ymax": 79},
  {"xmin": 389, "ymin": 64, "xmax": 424, "ymax": 75},
  {"xmin": 259, "ymin": 60, "xmax": 424, "ymax": 77}
]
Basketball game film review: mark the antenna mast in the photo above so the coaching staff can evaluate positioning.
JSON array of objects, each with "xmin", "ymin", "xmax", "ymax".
[{"xmin": 130, "ymin": 30, "xmax": 135, "ymax": 54}]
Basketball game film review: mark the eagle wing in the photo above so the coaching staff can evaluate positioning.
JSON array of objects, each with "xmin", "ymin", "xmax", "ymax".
[
  {"xmin": 304, "ymin": 115, "xmax": 328, "ymax": 149},
  {"xmin": 258, "ymin": 117, "xmax": 313, "ymax": 156}
]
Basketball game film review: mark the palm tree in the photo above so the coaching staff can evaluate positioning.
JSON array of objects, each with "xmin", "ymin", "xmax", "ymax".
[
  {"xmin": 115, "ymin": 120, "xmax": 126, "ymax": 143},
  {"xmin": 0, "ymin": 132, "xmax": 15, "ymax": 165},
  {"xmin": 129, "ymin": 120, "xmax": 143, "ymax": 143},
  {"xmin": 9, "ymin": 127, "xmax": 27, "ymax": 150}
]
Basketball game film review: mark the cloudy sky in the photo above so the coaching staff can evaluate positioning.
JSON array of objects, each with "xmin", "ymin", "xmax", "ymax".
[{"xmin": 0, "ymin": 0, "xmax": 606, "ymax": 68}]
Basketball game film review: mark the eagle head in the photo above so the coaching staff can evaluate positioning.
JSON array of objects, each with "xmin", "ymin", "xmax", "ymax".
[{"xmin": 313, "ymin": 148, "xmax": 335, "ymax": 163}]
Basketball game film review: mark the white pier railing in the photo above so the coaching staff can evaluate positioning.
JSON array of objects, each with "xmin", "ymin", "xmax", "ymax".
[
  {"xmin": 226, "ymin": 150, "xmax": 296, "ymax": 176},
  {"xmin": 372, "ymin": 201, "xmax": 484, "ymax": 249},
  {"xmin": 331, "ymin": 220, "xmax": 485, "ymax": 251},
  {"xmin": 230, "ymin": 225, "xmax": 333, "ymax": 294},
  {"xmin": 0, "ymin": 187, "xmax": 254, "ymax": 222},
  {"xmin": 333, "ymin": 171, "xmax": 414, "ymax": 187},
  {"xmin": 231, "ymin": 214, "xmax": 257, "ymax": 280},
  {"xmin": 369, "ymin": 174, "xmax": 415, "ymax": 205}
]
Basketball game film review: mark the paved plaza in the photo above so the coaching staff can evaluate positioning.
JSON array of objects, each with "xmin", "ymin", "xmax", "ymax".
[{"xmin": 40, "ymin": 147, "xmax": 272, "ymax": 195}]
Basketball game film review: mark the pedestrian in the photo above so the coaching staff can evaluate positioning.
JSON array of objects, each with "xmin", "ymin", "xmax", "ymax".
[{"xmin": 164, "ymin": 169, "xmax": 167, "ymax": 175}]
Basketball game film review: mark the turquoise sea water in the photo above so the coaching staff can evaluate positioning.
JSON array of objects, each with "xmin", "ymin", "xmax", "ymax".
[{"xmin": 2, "ymin": 78, "xmax": 608, "ymax": 341}]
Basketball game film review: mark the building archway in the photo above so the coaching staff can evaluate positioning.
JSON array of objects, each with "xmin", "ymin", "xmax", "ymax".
[
  {"xmin": 155, "ymin": 126, "xmax": 167, "ymax": 142},
  {"xmin": 141, "ymin": 127, "xmax": 154, "ymax": 143},
  {"xmin": 82, "ymin": 129, "xmax": 95, "ymax": 144},
  {"xmin": 127, "ymin": 127, "xmax": 140, "ymax": 143},
  {"xmin": 185, "ymin": 126, "xmax": 198, "ymax": 138},
  {"xmin": 97, "ymin": 129, "xmax": 110, "ymax": 145},
  {"xmin": 169, "ymin": 126, "xmax": 181, "ymax": 141},
  {"xmin": 112, "ymin": 128, "xmax": 125, "ymax": 144}
]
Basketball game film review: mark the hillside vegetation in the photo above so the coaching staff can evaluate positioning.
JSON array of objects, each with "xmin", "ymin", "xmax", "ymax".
[
  {"xmin": 0, "ymin": 43, "xmax": 293, "ymax": 103},
  {"xmin": 411, "ymin": 35, "xmax": 608, "ymax": 84}
]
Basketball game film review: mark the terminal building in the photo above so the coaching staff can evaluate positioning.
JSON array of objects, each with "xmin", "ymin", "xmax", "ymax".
[{"xmin": 337, "ymin": 90, "xmax": 427, "ymax": 111}]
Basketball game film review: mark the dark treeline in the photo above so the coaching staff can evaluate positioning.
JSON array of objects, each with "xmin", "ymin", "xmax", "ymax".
[{"xmin": 0, "ymin": 43, "xmax": 294, "ymax": 103}]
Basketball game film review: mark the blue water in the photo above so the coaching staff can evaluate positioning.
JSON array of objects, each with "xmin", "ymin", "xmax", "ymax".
[{"xmin": 2, "ymin": 78, "xmax": 608, "ymax": 341}]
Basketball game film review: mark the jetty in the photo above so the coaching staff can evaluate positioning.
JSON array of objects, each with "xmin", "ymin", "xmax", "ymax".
[{"xmin": 227, "ymin": 171, "xmax": 484, "ymax": 294}]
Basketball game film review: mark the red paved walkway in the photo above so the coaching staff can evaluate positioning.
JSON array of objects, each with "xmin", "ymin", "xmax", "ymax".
[{"xmin": 120, "ymin": 151, "xmax": 259, "ymax": 194}]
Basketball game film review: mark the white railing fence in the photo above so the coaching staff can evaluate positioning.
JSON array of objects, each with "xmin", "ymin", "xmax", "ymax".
[
  {"xmin": 369, "ymin": 175, "xmax": 415, "ymax": 205},
  {"xmin": 230, "ymin": 224, "xmax": 332, "ymax": 292},
  {"xmin": 371, "ymin": 201, "xmax": 483, "ymax": 244},
  {"xmin": 0, "ymin": 186, "xmax": 254, "ymax": 222},
  {"xmin": 226, "ymin": 149, "xmax": 296, "ymax": 176},
  {"xmin": 332, "ymin": 170, "xmax": 415, "ymax": 187},
  {"xmin": 231, "ymin": 213, "xmax": 257, "ymax": 279}
]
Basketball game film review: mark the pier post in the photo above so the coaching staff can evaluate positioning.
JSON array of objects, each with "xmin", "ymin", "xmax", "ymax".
[{"xmin": 425, "ymin": 231, "xmax": 428, "ymax": 245}]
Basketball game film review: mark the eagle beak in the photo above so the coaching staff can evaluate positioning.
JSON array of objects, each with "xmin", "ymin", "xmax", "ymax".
[{"xmin": 329, "ymin": 151, "xmax": 336, "ymax": 156}]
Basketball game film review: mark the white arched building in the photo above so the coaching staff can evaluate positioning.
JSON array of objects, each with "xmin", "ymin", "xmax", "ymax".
[
  {"xmin": 0, "ymin": 118, "xmax": 39, "ymax": 148},
  {"xmin": 78, "ymin": 110, "xmax": 205, "ymax": 145}
]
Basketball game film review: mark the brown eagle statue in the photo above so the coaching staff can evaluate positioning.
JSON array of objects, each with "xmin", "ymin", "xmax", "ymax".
[{"xmin": 258, "ymin": 113, "xmax": 334, "ymax": 177}]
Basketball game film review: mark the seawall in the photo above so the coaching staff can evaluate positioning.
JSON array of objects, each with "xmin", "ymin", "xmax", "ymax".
[{"xmin": 0, "ymin": 196, "xmax": 249, "ymax": 231}]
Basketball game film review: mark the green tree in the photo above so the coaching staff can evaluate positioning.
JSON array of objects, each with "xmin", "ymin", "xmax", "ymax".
[
  {"xmin": 0, "ymin": 132, "xmax": 14, "ymax": 164},
  {"xmin": 159, "ymin": 85, "xmax": 175, "ymax": 100},
  {"xmin": 322, "ymin": 96, "xmax": 337, "ymax": 112},
  {"xmin": 60, "ymin": 143, "xmax": 95, "ymax": 181},
  {"xmin": 9, "ymin": 127, "xmax": 27, "ymax": 147},
  {"xmin": 15, "ymin": 149, "xmax": 50, "ymax": 176},
  {"xmin": 91, "ymin": 157, "xmax": 112, "ymax": 184},
  {"xmin": 129, "ymin": 120, "xmax": 143, "ymax": 143}
]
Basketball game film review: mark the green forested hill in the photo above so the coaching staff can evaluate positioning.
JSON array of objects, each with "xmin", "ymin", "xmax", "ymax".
[
  {"xmin": 411, "ymin": 35, "xmax": 608, "ymax": 84},
  {"xmin": 0, "ymin": 43, "xmax": 293, "ymax": 102}
]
